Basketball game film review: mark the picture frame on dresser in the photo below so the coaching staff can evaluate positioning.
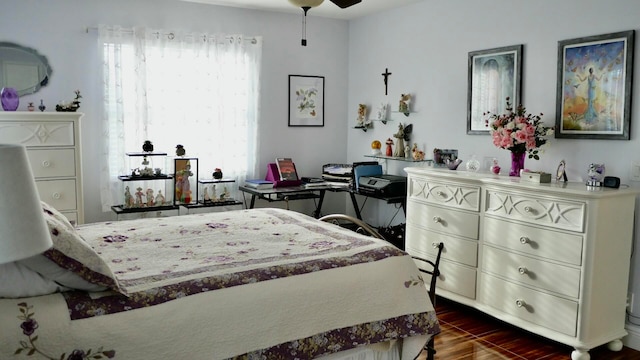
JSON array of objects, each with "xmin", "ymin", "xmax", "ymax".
[
  {"xmin": 467, "ymin": 44, "xmax": 523, "ymax": 135},
  {"xmin": 288, "ymin": 75, "xmax": 324, "ymax": 127},
  {"xmin": 555, "ymin": 30, "xmax": 634, "ymax": 140}
]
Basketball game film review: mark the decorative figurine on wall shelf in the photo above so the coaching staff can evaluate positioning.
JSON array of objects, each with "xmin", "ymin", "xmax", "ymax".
[
  {"xmin": 142, "ymin": 140, "xmax": 154, "ymax": 152},
  {"xmin": 399, "ymin": 93, "xmax": 411, "ymax": 116},
  {"xmin": 376, "ymin": 103, "xmax": 388, "ymax": 122},
  {"xmin": 411, "ymin": 143, "xmax": 425, "ymax": 161},
  {"xmin": 393, "ymin": 123, "xmax": 412, "ymax": 158},
  {"xmin": 404, "ymin": 144, "xmax": 411, "ymax": 159},
  {"xmin": 56, "ymin": 90, "xmax": 81, "ymax": 112},
  {"xmin": 385, "ymin": 138, "xmax": 394, "ymax": 157},
  {"xmin": 175, "ymin": 144, "xmax": 186, "ymax": 157},
  {"xmin": 212, "ymin": 168, "xmax": 223, "ymax": 179},
  {"xmin": 371, "ymin": 140, "xmax": 382, "ymax": 155},
  {"xmin": 356, "ymin": 104, "xmax": 368, "ymax": 127}
]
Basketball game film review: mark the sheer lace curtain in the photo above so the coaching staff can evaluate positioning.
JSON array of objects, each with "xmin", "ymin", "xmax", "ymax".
[{"xmin": 98, "ymin": 26, "xmax": 261, "ymax": 212}]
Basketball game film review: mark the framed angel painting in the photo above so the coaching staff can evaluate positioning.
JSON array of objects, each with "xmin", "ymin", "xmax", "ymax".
[{"xmin": 555, "ymin": 30, "xmax": 634, "ymax": 140}]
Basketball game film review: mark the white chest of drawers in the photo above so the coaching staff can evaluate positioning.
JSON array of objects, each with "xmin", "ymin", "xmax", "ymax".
[
  {"xmin": 0, "ymin": 112, "xmax": 83, "ymax": 225},
  {"xmin": 405, "ymin": 167, "xmax": 639, "ymax": 360}
]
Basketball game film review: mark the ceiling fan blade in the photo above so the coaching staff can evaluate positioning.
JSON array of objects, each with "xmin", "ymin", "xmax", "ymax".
[{"xmin": 329, "ymin": 0, "xmax": 362, "ymax": 9}]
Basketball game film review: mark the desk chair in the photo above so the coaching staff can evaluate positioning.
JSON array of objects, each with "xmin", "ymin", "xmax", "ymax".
[{"xmin": 318, "ymin": 214, "xmax": 443, "ymax": 360}]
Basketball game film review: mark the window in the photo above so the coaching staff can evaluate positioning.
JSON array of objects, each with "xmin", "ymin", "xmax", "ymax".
[{"xmin": 98, "ymin": 27, "xmax": 261, "ymax": 211}]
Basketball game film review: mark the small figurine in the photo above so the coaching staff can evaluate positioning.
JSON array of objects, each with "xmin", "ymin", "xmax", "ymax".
[
  {"xmin": 385, "ymin": 138, "xmax": 394, "ymax": 157},
  {"xmin": 203, "ymin": 187, "xmax": 212, "ymax": 203},
  {"xmin": 404, "ymin": 144, "xmax": 411, "ymax": 159},
  {"xmin": 212, "ymin": 168, "xmax": 223, "ymax": 179},
  {"xmin": 399, "ymin": 93, "xmax": 411, "ymax": 116},
  {"xmin": 154, "ymin": 168, "xmax": 162, "ymax": 176},
  {"xmin": 124, "ymin": 186, "xmax": 134, "ymax": 208},
  {"xmin": 376, "ymin": 103, "xmax": 388, "ymax": 121},
  {"xmin": 210, "ymin": 185, "xmax": 217, "ymax": 200},
  {"xmin": 371, "ymin": 140, "xmax": 382, "ymax": 156},
  {"xmin": 55, "ymin": 90, "xmax": 82, "ymax": 112},
  {"xmin": 135, "ymin": 187, "xmax": 144, "ymax": 207},
  {"xmin": 356, "ymin": 104, "xmax": 367, "ymax": 127},
  {"xmin": 411, "ymin": 143, "xmax": 425, "ymax": 161},
  {"xmin": 141, "ymin": 156, "xmax": 150, "ymax": 166},
  {"xmin": 490, "ymin": 158, "xmax": 501, "ymax": 174},
  {"xmin": 155, "ymin": 190, "xmax": 165, "ymax": 205},
  {"xmin": 38, "ymin": 99, "xmax": 46, "ymax": 112},
  {"xmin": 146, "ymin": 188, "xmax": 155, "ymax": 207},
  {"xmin": 175, "ymin": 144, "xmax": 186, "ymax": 157},
  {"xmin": 220, "ymin": 186, "xmax": 230, "ymax": 200},
  {"xmin": 142, "ymin": 140, "xmax": 154, "ymax": 152}
]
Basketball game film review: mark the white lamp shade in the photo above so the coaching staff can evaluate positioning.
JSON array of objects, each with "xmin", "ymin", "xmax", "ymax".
[
  {"xmin": 0, "ymin": 144, "xmax": 52, "ymax": 264},
  {"xmin": 289, "ymin": 0, "xmax": 324, "ymax": 7}
]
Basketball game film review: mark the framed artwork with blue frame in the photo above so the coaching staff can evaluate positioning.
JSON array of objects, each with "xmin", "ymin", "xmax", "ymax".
[{"xmin": 555, "ymin": 30, "xmax": 634, "ymax": 140}]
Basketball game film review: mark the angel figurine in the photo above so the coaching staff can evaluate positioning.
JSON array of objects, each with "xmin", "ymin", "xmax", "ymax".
[{"xmin": 393, "ymin": 123, "xmax": 413, "ymax": 158}]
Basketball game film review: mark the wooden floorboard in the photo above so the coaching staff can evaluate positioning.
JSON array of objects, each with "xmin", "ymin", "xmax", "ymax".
[{"xmin": 416, "ymin": 296, "xmax": 640, "ymax": 359}]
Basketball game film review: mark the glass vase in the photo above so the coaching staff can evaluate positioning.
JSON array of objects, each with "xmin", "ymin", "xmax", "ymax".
[
  {"xmin": 510, "ymin": 152, "xmax": 526, "ymax": 177},
  {"xmin": 1, "ymin": 87, "xmax": 19, "ymax": 111}
]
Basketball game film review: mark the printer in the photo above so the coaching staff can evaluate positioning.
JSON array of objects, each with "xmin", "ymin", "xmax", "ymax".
[{"xmin": 358, "ymin": 174, "xmax": 407, "ymax": 198}]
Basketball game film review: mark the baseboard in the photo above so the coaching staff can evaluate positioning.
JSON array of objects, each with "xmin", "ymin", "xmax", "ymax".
[{"xmin": 624, "ymin": 323, "xmax": 640, "ymax": 351}]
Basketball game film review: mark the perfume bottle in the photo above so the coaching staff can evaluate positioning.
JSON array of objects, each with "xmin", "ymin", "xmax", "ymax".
[
  {"xmin": 465, "ymin": 155, "xmax": 480, "ymax": 172},
  {"xmin": 38, "ymin": 99, "xmax": 46, "ymax": 112}
]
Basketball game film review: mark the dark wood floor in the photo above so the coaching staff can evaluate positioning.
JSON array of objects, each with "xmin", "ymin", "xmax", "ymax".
[{"xmin": 417, "ymin": 296, "xmax": 640, "ymax": 360}]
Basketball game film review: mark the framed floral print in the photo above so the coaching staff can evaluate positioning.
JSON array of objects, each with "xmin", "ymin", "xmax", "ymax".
[
  {"xmin": 288, "ymin": 75, "xmax": 325, "ymax": 127},
  {"xmin": 555, "ymin": 30, "xmax": 634, "ymax": 140},
  {"xmin": 467, "ymin": 45, "xmax": 523, "ymax": 135}
]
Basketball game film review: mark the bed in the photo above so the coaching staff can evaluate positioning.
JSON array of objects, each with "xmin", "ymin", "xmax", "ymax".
[{"xmin": 1, "ymin": 205, "xmax": 439, "ymax": 360}]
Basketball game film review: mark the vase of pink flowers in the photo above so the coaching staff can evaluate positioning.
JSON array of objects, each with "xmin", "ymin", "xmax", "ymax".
[{"xmin": 485, "ymin": 98, "xmax": 554, "ymax": 177}]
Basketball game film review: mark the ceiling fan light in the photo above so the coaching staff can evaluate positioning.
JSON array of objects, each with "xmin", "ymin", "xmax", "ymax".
[{"xmin": 288, "ymin": 0, "xmax": 324, "ymax": 8}]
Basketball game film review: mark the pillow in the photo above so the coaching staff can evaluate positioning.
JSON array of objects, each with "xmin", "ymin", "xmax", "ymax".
[
  {"xmin": 36, "ymin": 202, "xmax": 120, "ymax": 292},
  {"xmin": 0, "ymin": 261, "xmax": 68, "ymax": 298}
]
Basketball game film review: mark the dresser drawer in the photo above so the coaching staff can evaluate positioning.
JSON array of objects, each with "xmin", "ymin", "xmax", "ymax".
[
  {"xmin": 480, "ymin": 274, "xmax": 578, "ymax": 336},
  {"xmin": 485, "ymin": 189, "xmax": 585, "ymax": 232},
  {"xmin": 415, "ymin": 257, "xmax": 476, "ymax": 299},
  {"xmin": 408, "ymin": 177, "xmax": 480, "ymax": 211},
  {"xmin": 0, "ymin": 121, "xmax": 75, "ymax": 147},
  {"xmin": 406, "ymin": 223, "xmax": 478, "ymax": 266},
  {"xmin": 407, "ymin": 200, "xmax": 479, "ymax": 239},
  {"xmin": 27, "ymin": 149, "xmax": 76, "ymax": 178},
  {"xmin": 482, "ymin": 245, "xmax": 581, "ymax": 298},
  {"xmin": 483, "ymin": 217, "xmax": 583, "ymax": 266},
  {"xmin": 35, "ymin": 179, "xmax": 77, "ymax": 211}
]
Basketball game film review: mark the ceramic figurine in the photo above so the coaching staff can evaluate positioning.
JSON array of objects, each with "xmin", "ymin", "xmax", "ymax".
[
  {"xmin": 356, "ymin": 104, "xmax": 367, "ymax": 127},
  {"xmin": 399, "ymin": 93, "xmax": 411, "ymax": 116},
  {"xmin": 404, "ymin": 144, "xmax": 411, "ymax": 159},
  {"xmin": 146, "ymin": 188, "xmax": 155, "ymax": 207},
  {"xmin": 212, "ymin": 168, "xmax": 223, "ymax": 179},
  {"xmin": 124, "ymin": 186, "xmax": 134, "ymax": 208},
  {"xmin": 135, "ymin": 187, "xmax": 144, "ymax": 207},
  {"xmin": 203, "ymin": 187, "xmax": 211, "ymax": 203},
  {"xmin": 385, "ymin": 138, "xmax": 394, "ymax": 157},
  {"xmin": 155, "ymin": 190, "xmax": 165, "ymax": 205},
  {"xmin": 376, "ymin": 103, "xmax": 388, "ymax": 121}
]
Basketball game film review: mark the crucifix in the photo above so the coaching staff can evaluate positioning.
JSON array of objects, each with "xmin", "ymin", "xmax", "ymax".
[{"xmin": 381, "ymin": 67, "xmax": 392, "ymax": 95}]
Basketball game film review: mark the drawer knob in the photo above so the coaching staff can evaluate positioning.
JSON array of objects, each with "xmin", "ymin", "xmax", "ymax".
[
  {"xmin": 519, "ymin": 236, "xmax": 530, "ymax": 244},
  {"xmin": 515, "ymin": 299, "xmax": 526, "ymax": 308},
  {"xmin": 437, "ymin": 191, "xmax": 446, "ymax": 198},
  {"xmin": 432, "ymin": 216, "xmax": 442, "ymax": 223},
  {"xmin": 42, "ymin": 160, "xmax": 51, "ymax": 168},
  {"xmin": 52, "ymin": 192, "xmax": 61, "ymax": 200},
  {"xmin": 432, "ymin": 242, "xmax": 442, "ymax": 249},
  {"xmin": 518, "ymin": 266, "xmax": 528, "ymax": 275},
  {"xmin": 524, "ymin": 206, "xmax": 532, "ymax": 213}
]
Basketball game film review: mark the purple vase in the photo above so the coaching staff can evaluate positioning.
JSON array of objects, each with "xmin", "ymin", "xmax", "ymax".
[
  {"xmin": 1, "ymin": 87, "xmax": 19, "ymax": 111},
  {"xmin": 510, "ymin": 152, "xmax": 526, "ymax": 177}
]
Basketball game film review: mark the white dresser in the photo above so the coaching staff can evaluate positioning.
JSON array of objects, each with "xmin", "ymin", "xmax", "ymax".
[
  {"xmin": 405, "ymin": 167, "xmax": 639, "ymax": 360},
  {"xmin": 0, "ymin": 112, "xmax": 84, "ymax": 225}
]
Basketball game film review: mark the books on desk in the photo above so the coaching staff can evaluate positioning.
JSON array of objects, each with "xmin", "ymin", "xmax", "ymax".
[
  {"xmin": 244, "ymin": 179, "xmax": 274, "ymax": 189},
  {"xmin": 301, "ymin": 177, "xmax": 328, "ymax": 188}
]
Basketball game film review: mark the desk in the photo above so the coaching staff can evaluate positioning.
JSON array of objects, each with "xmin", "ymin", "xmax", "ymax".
[
  {"xmin": 239, "ymin": 185, "xmax": 332, "ymax": 218},
  {"xmin": 239, "ymin": 185, "xmax": 405, "ymax": 220}
]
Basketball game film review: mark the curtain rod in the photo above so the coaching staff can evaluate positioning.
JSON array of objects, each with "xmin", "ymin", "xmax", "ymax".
[{"xmin": 85, "ymin": 27, "xmax": 258, "ymax": 44}]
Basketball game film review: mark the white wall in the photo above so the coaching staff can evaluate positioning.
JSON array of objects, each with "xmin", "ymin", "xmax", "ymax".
[
  {"xmin": 1, "ymin": 0, "xmax": 350, "ymax": 222},
  {"xmin": 345, "ymin": 0, "xmax": 640, "ymax": 343}
]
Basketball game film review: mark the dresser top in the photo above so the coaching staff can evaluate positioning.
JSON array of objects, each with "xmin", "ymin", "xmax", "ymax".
[
  {"xmin": 0, "ymin": 112, "xmax": 83, "ymax": 121},
  {"xmin": 405, "ymin": 166, "xmax": 640, "ymax": 198}
]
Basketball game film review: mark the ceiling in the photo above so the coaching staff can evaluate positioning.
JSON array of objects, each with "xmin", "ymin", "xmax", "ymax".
[{"xmin": 179, "ymin": 0, "xmax": 423, "ymax": 20}]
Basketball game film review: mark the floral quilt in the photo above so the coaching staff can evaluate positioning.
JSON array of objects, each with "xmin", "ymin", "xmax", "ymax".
[{"xmin": 2, "ymin": 208, "xmax": 439, "ymax": 359}]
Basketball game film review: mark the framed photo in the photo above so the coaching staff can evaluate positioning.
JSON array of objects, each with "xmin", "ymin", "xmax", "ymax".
[
  {"xmin": 288, "ymin": 75, "xmax": 324, "ymax": 127},
  {"xmin": 467, "ymin": 45, "xmax": 523, "ymax": 135},
  {"xmin": 555, "ymin": 30, "xmax": 634, "ymax": 140}
]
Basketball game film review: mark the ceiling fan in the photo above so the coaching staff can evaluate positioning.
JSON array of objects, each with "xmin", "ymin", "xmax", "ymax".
[{"xmin": 288, "ymin": 0, "xmax": 362, "ymax": 46}]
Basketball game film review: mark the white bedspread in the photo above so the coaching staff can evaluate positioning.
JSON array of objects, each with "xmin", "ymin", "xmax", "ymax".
[{"xmin": 1, "ymin": 208, "xmax": 439, "ymax": 359}]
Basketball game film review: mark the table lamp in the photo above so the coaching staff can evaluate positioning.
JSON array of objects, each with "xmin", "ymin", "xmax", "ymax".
[{"xmin": 0, "ymin": 144, "xmax": 52, "ymax": 264}]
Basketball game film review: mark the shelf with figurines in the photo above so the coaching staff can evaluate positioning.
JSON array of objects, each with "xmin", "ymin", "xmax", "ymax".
[
  {"xmin": 365, "ymin": 124, "xmax": 433, "ymax": 164},
  {"xmin": 111, "ymin": 141, "xmax": 177, "ymax": 215},
  {"xmin": 185, "ymin": 168, "xmax": 242, "ymax": 209}
]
